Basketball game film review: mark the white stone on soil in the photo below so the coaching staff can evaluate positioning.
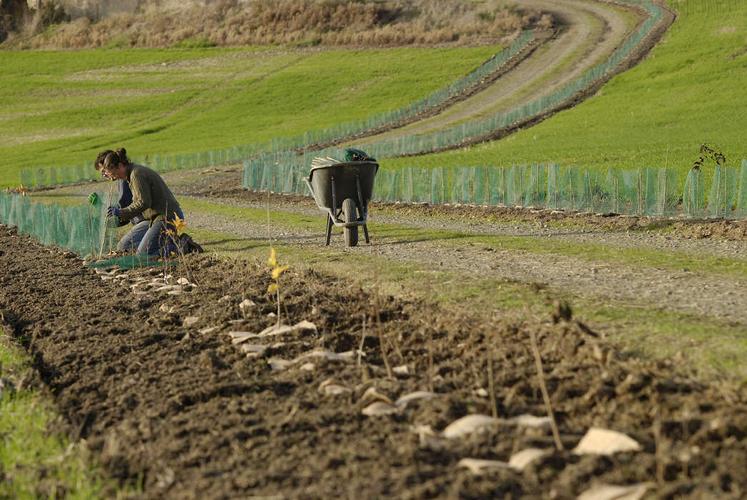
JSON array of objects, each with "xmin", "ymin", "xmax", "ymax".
[
  {"xmin": 239, "ymin": 299, "xmax": 256, "ymax": 313},
  {"xmin": 362, "ymin": 401, "xmax": 399, "ymax": 416},
  {"xmin": 182, "ymin": 316, "xmax": 199, "ymax": 328},
  {"xmin": 319, "ymin": 379, "xmax": 351, "ymax": 396},
  {"xmin": 256, "ymin": 320, "xmax": 317, "ymax": 338},
  {"xmin": 228, "ymin": 331, "xmax": 257, "ymax": 344},
  {"xmin": 268, "ymin": 358, "xmax": 293, "ymax": 371},
  {"xmin": 577, "ymin": 483, "xmax": 649, "ymax": 500},
  {"xmin": 395, "ymin": 391, "xmax": 437, "ymax": 408},
  {"xmin": 509, "ymin": 414, "xmax": 552, "ymax": 429},
  {"xmin": 457, "ymin": 458, "xmax": 509, "ymax": 475},
  {"xmin": 508, "ymin": 448, "xmax": 550, "ymax": 471},
  {"xmin": 299, "ymin": 349, "xmax": 354, "ymax": 362},
  {"xmin": 240, "ymin": 344, "xmax": 268, "ymax": 358},
  {"xmin": 392, "ymin": 365, "xmax": 410, "ymax": 376},
  {"xmin": 442, "ymin": 414, "xmax": 500, "ymax": 439},
  {"xmin": 360, "ymin": 387, "xmax": 393, "ymax": 405},
  {"xmin": 573, "ymin": 427, "xmax": 641, "ymax": 456}
]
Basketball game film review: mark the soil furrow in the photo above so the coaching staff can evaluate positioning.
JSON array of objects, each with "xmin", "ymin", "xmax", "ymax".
[{"xmin": 1, "ymin": 226, "xmax": 746, "ymax": 498}]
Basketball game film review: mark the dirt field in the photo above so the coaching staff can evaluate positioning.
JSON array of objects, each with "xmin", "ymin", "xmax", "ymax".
[{"xmin": 1, "ymin": 226, "xmax": 745, "ymax": 498}]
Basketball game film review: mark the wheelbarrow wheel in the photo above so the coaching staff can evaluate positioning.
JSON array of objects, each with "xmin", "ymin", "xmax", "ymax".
[{"xmin": 342, "ymin": 198, "xmax": 358, "ymax": 247}]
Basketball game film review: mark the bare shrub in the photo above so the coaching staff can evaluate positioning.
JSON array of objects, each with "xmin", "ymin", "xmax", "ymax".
[{"xmin": 4, "ymin": 0, "xmax": 553, "ymax": 49}]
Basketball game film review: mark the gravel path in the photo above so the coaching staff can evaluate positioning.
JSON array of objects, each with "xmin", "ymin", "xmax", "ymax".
[{"xmin": 183, "ymin": 195, "xmax": 747, "ymax": 326}]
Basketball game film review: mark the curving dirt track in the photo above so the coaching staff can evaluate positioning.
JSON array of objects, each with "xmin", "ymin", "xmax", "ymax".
[
  {"xmin": 354, "ymin": 0, "xmax": 660, "ymax": 144},
  {"xmin": 1, "ymin": 227, "xmax": 746, "ymax": 498}
]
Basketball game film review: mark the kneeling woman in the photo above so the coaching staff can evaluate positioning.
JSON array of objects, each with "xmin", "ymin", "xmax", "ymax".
[{"xmin": 97, "ymin": 148, "xmax": 183, "ymax": 256}]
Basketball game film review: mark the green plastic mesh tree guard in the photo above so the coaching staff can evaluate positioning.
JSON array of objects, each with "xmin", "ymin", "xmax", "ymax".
[
  {"xmin": 708, "ymin": 165, "xmax": 739, "ymax": 219},
  {"xmin": 0, "ymin": 192, "xmax": 118, "ymax": 258},
  {"xmin": 738, "ymin": 161, "xmax": 747, "ymax": 218},
  {"xmin": 242, "ymin": 156, "xmax": 747, "ymax": 220}
]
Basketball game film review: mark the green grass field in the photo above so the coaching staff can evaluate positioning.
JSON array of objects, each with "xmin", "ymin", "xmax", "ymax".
[
  {"xmin": 0, "ymin": 44, "xmax": 498, "ymax": 188},
  {"xmin": 384, "ymin": 0, "xmax": 747, "ymax": 172},
  {"xmin": 0, "ymin": 330, "xmax": 125, "ymax": 497}
]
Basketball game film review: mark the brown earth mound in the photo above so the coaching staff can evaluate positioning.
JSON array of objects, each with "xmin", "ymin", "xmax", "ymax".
[{"xmin": 0, "ymin": 225, "xmax": 745, "ymax": 498}]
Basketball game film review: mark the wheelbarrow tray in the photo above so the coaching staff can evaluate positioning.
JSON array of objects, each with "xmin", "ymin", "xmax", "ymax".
[
  {"xmin": 306, "ymin": 160, "xmax": 378, "ymax": 211},
  {"xmin": 304, "ymin": 160, "xmax": 379, "ymax": 246}
]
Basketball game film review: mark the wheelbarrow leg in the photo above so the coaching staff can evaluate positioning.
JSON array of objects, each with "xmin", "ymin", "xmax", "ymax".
[
  {"xmin": 325, "ymin": 215, "xmax": 333, "ymax": 246},
  {"xmin": 363, "ymin": 224, "xmax": 370, "ymax": 244}
]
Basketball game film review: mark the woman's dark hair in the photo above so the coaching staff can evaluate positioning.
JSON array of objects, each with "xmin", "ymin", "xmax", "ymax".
[{"xmin": 94, "ymin": 148, "xmax": 129, "ymax": 170}]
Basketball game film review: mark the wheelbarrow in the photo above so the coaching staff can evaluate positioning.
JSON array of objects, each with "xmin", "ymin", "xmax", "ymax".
[{"xmin": 305, "ymin": 160, "xmax": 378, "ymax": 247}]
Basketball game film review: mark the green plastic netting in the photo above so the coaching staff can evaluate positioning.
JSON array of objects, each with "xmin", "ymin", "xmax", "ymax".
[
  {"xmin": 0, "ymin": 192, "xmax": 119, "ymax": 257},
  {"xmin": 0, "ymin": 192, "xmax": 172, "ymax": 268},
  {"xmin": 242, "ymin": 156, "xmax": 747, "ymax": 219},
  {"xmin": 86, "ymin": 254, "xmax": 169, "ymax": 270}
]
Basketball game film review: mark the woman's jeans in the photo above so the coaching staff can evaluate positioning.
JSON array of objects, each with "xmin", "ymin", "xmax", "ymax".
[
  {"xmin": 117, "ymin": 209, "xmax": 185, "ymax": 256},
  {"xmin": 117, "ymin": 220, "xmax": 166, "ymax": 256}
]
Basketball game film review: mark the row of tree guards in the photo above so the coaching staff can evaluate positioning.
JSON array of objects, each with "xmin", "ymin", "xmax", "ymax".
[
  {"xmin": 18, "ymin": 0, "xmax": 663, "ymax": 190},
  {"xmin": 243, "ymin": 158, "xmax": 747, "ymax": 219},
  {"xmin": 0, "ymin": 192, "xmax": 117, "ymax": 257},
  {"xmin": 1, "ymin": 159, "xmax": 744, "ymax": 263}
]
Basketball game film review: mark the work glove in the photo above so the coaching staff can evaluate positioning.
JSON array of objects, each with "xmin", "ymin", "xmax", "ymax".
[
  {"xmin": 87, "ymin": 193, "xmax": 99, "ymax": 206},
  {"xmin": 107, "ymin": 206, "xmax": 121, "ymax": 218}
]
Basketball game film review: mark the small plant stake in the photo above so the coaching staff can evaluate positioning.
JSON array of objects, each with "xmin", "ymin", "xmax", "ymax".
[
  {"xmin": 267, "ymin": 247, "xmax": 288, "ymax": 326},
  {"xmin": 529, "ymin": 329, "xmax": 564, "ymax": 451}
]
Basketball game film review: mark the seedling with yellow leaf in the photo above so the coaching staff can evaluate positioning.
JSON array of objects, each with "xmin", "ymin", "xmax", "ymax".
[
  {"xmin": 267, "ymin": 247, "xmax": 289, "ymax": 325},
  {"xmin": 166, "ymin": 213, "xmax": 187, "ymax": 238}
]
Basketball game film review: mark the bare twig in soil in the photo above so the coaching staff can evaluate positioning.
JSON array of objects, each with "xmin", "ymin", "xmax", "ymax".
[
  {"xmin": 275, "ymin": 281, "xmax": 281, "ymax": 326},
  {"xmin": 357, "ymin": 314, "xmax": 367, "ymax": 368},
  {"xmin": 369, "ymin": 234, "xmax": 393, "ymax": 379},
  {"xmin": 653, "ymin": 392, "xmax": 665, "ymax": 486},
  {"xmin": 374, "ymin": 292, "xmax": 393, "ymax": 380},
  {"xmin": 487, "ymin": 348, "xmax": 498, "ymax": 419},
  {"xmin": 427, "ymin": 325, "xmax": 434, "ymax": 392},
  {"xmin": 266, "ymin": 189, "xmax": 271, "ymax": 244},
  {"xmin": 528, "ymin": 329, "xmax": 564, "ymax": 451}
]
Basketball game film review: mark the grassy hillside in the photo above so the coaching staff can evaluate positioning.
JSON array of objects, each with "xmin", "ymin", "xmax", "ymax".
[
  {"xmin": 0, "ymin": 43, "xmax": 497, "ymax": 187},
  {"xmin": 384, "ymin": 0, "xmax": 747, "ymax": 172}
]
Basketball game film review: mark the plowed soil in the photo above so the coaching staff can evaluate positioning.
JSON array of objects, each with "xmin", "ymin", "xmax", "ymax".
[{"xmin": 1, "ymin": 225, "xmax": 745, "ymax": 498}]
